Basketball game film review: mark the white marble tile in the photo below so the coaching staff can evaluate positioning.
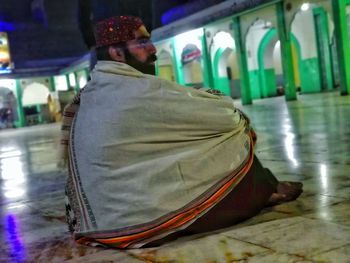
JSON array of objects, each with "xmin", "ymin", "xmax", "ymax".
[
  {"xmin": 311, "ymin": 244, "xmax": 350, "ymax": 263},
  {"xmin": 64, "ymin": 249, "xmax": 143, "ymax": 263},
  {"xmin": 323, "ymin": 186, "xmax": 350, "ymax": 200},
  {"xmin": 237, "ymin": 251, "xmax": 313, "ymax": 263},
  {"xmin": 270, "ymin": 193, "xmax": 346, "ymax": 216},
  {"xmin": 268, "ymin": 163, "xmax": 348, "ymax": 180},
  {"xmin": 222, "ymin": 217, "xmax": 350, "ymax": 257},
  {"xmin": 25, "ymin": 238, "xmax": 104, "ymax": 263},
  {"xmin": 129, "ymin": 234, "xmax": 269, "ymax": 263},
  {"xmin": 303, "ymin": 200, "xmax": 350, "ymax": 227},
  {"xmin": 1, "ymin": 93, "xmax": 350, "ymax": 262},
  {"xmin": 232, "ymin": 210, "xmax": 293, "ymax": 229}
]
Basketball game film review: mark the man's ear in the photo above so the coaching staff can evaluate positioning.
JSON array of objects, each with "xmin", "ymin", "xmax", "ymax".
[{"xmin": 108, "ymin": 46, "xmax": 125, "ymax": 62}]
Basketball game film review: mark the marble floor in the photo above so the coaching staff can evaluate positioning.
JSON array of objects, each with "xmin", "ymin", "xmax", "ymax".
[{"xmin": 0, "ymin": 92, "xmax": 349, "ymax": 263}]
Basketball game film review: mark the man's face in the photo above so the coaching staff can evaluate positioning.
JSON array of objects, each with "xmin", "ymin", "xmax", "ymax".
[{"xmin": 124, "ymin": 25, "xmax": 157, "ymax": 75}]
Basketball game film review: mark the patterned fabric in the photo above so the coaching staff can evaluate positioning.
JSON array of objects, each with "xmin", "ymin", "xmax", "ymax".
[
  {"xmin": 59, "ymin": 88, "xmax": 84, "ymax": 165},
  {"xmin": 60, "ymin": 88, "xmax": 84, "ymax": 234},
  {"xmin": 77, "ymin": 147, "xmax": 254, "ymax": 248},
  {"xmin": 64, "ymin": 61, "xmax": 257, "ymax": 249},
  {"xmin": 94, "ymin": 16, "xmax": 144, "ymax": 47},
  {"xmin": 60, "ymin": 86, "xmax": 252, "ymax": 241}
]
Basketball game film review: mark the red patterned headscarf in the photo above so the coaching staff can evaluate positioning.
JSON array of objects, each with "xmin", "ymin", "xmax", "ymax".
[{"xmin": 94, "ymin": 16, "xmax": 144, "ymax": 48}]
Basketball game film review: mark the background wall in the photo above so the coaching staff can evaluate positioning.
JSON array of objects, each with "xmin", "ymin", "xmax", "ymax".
[
  {"xmin": 173, "ymin": 28, "xmax": 204, "ymax": 86},
  {"xmin": 246, "ymin": 22, "xmax": 270, "ymax": 99}
]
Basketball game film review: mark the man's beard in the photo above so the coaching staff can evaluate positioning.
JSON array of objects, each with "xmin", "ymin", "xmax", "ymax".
[{"xmin": 124, "ymin": 49, "xmax": 157, "ymax": 75}]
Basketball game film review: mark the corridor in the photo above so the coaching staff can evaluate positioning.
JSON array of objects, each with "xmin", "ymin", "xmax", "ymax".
[{"xmin": 0, "ymin": 92, "xmax": 349, "ymax": 262}]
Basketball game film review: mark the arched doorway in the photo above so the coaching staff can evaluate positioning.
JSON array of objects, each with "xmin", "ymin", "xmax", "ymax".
[
  {"xmin": 181, "ymin": 44, "xmax": 203, "ymax": 87},
  {"xmin": 257, "ymin": 29, "xmax": 302, "ymax": 97},
  {"xmin": 258, "ymin": 28, "xmax": 279, "ymax": 97},
  {"xmin": 157, "ymin": 50, "xmax": 175, "ymax": 82},
  {"xmin": 245, "ymin": 19, "xmax": 279, "ymax": 99},
  {"xmin": 291, "ymin": 4, "xmax": 334, "ymax": 93},
  {"xmin": 211, "ymin": 31, "xmax": 240, "ymax": 97},
  {"xmin": 173, "ymin": 28, "xmax": 205, "ymax": 87},
  {"xmin": 22, "ymin": 82, "xmax": 51, "ymax": 126}
]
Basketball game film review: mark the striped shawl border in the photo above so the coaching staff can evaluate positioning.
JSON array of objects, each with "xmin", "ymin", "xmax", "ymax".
[
  {"xmin": 69, "ymin": 112, "xmax": 98, "ymax": 230},
  {"xmin": 75, "ymin": 136, "xmax": 255, "ymax": 248}
]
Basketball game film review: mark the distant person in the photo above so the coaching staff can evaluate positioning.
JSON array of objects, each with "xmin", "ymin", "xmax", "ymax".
[
  {"xmin": 47, "ymin": 94, "xmax": 62, "ymax": 122},
  {"xmin": 62, "ymin": 15, "xmax": 303, "ymax": 249},
  {"xmin": 0, "ymin": 107, "xmax": 11, "ymax": 128},
  {"xmin": 0, "ymin": 91, "xmax": 16, "ymax": 128}
]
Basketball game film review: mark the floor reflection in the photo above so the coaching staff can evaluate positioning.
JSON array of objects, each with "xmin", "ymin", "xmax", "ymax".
[
  {"xmin": 4, "ymin": 214, "xmax": 26, "ymax": 262},
  {"xmin": 1, "ymin": 148, "xmax": 28, "ymax": 262},
  {"xmin": 319, "ymin": 164, "xmax": 328, "ymax": 191},
  {"xmin": 318, "ymin": 163, "xmax": 331, "ymax": 220},
  {"xmin": 1, "ymin": 155, "xmax": 27, "ymax": 200},
  {"xmin": 282, "ymin": 117, "xmax": 299, "ymax": 167},
  {"xmin": 0, "ymin": 94, "xmax": 348, "ymax": 262}
]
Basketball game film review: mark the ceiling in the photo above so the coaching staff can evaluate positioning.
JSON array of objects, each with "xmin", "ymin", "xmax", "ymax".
[{"xmin": 0, "ymin": 0, "xmax": 221, "ymax": 77}]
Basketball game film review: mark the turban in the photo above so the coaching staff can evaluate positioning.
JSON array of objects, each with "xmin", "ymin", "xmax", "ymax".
[{"xmin": 94, "ymin": 16, "xmax": 144, "ymax": 48}]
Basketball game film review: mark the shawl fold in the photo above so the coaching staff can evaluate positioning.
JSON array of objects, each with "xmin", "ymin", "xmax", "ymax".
[{"xmin": 63, "ymin": 61, "xmax": 256, "ymax": 248}]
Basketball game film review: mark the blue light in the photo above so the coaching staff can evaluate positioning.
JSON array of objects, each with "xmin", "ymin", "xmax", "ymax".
[
  {"xmin": 0, "ymin": 69, "xmax": 11, "ymax": 74},
  {"xmin": 5, "ymin": 214, "xmax": 26, "ymax": 262},
  {"xmin": 0, "ymin": 21, "xmax": 15, "ymax": 31},
  {"xmin": 162, "ymin": 6, "xmax": 187, "ymax": 25}
]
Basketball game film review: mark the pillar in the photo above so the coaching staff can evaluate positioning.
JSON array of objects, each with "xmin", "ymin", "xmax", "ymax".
[
  {"xmin": 74, "ymin": 72, "xmax": 80, "ymax": 91},
  {"xmin": 172, "ymin": 38, "xmax": 184, "ymax": 85},
  {"xmin": 15, "ymin": 80, "xmax": 25, "ymax": 128},
  {"xmin": 313, "ymin": 7, "xmax": 334, "ymax": 91},
  {"xmin": 49, "ymin": 77, "xmax": 55, "ymax": 92},
  {"xmin": 201, "ymin": 29, "xmax": 214, "ymax": 88},
  {"xmin": 232, "ymin": 17, "xmax": 252, "ymax": 105},
  {"xmin": 332, "ymin": 0, "xmax": 350, "ymax": 95},
  {"xmin": 65, "ymin": 74, "xmax": 71, "ymax": 90},
  {"xmin": 276, "ymin": 2, "xmax": 297, "ymax": 101}
]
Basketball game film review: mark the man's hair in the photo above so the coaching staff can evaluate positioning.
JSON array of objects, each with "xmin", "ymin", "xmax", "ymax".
[{"xmin": 96, "ymin": 43, "xmax": 126, "ymax": 61}]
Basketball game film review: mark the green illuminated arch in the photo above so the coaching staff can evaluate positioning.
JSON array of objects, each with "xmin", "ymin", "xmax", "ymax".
[
  {"xmin": 257, "ymin": 29, "xmax": 302, "ymax": 98},
  {"xmin": 212, "ymin": 47, "xmax": 232, "ymax": 96}
]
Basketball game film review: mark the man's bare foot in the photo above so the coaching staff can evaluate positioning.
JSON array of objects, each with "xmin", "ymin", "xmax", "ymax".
[{"xmin": 266, "ymin": 181, "xmax": 303, "ymax": 206}]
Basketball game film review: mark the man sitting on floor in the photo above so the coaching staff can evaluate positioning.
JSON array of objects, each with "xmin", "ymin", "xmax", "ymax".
[{"xmin": 62, "ymin": 15, "xmax": 303, "ymax": 249}]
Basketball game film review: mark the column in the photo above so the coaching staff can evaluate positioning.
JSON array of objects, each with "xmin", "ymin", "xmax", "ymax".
[
  {"xmin": 171, "ymin": 38, "xmax": 184, "ymax": 85},
  {"xmin": 49, "ymin": 77, "xmax": 55, "ymax": 92},
  {"xmin": 232, "ymin": 17, "xmax": 252, "ymax": 105},
  {"xmin": 201, "ymin": 29, "xmax": 214, "ymax": 88},
  {"xmin": 15, "ymin": 80, "xmax": 25, "ymax": 128},
  {"xmin": 313, "ymin": 7, "xmax": 334, "ymax": 91},
  {"xmin": 66, "ymin": 74, "xmax": 71, "ymax": 90},
  {"xmin": 332, "ymin": 0, "xmax": 350, "ymax": 95},
  {"xmin": 276, "ymin": 2, "xmax": 297, "ymax": 101},
  {"xmin": 74, "ymin": 72, "xmax": 80, "ymax": 91}
]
